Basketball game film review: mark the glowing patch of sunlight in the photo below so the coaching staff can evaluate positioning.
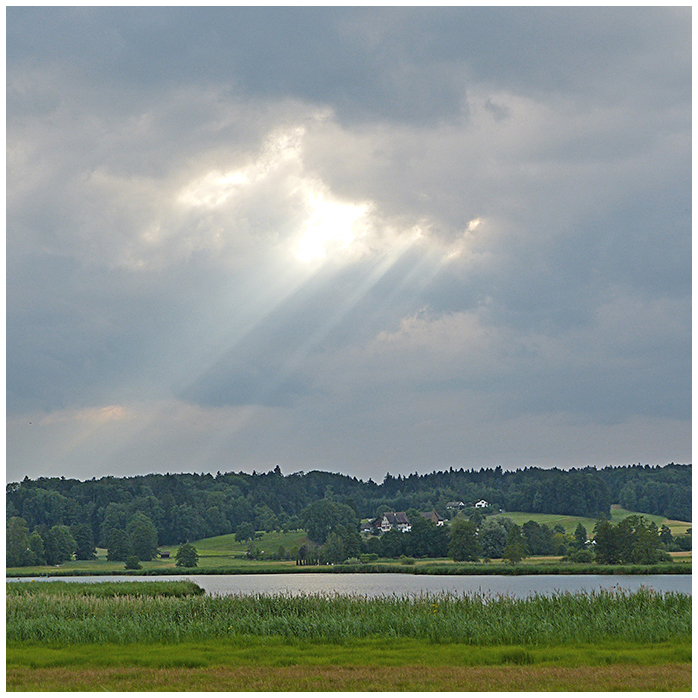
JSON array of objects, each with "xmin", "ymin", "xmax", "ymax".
[
  {"xmin": 466, "ymin": 217, "xmax": 482, "ymax": 233},
  {"xmin": 178, "ymin": 170, "xmax": 249, "ymax": 208},
  {"xmin": 296, "ymin": 194, "xmax": 368, "ymax": 263}
]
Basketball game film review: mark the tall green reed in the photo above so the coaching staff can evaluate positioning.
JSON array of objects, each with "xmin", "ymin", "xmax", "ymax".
[{"xmin": 7, "ymin": 587, "xmax": 690, "ymax": 646}]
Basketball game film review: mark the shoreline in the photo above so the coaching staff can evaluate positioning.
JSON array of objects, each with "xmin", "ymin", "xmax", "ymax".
[{"xmin": 6, "ymin": 561, "xmax": 691, "ymax": 578}]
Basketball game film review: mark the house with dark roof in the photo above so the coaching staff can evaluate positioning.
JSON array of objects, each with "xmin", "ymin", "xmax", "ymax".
[
  {"xmin": 378, "ymin": 511, "xmax": 411, "ymax": 533},
  {"xmin": 420, "ymin": 510, "xmax": 446, "ymax": 526}
]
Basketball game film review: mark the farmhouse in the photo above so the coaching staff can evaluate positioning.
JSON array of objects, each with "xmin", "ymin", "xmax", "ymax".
[
  {"xmin": 377, "ymin": 511, "xmax": 412, "ymax": 533},
  {"xmin": 474, "ymin": 499, "xmax": 489, "ymax": 509},
  {"xmin": 420, "ymin": 510, "xmax": 446, "ymax": 526},
  {"xmin": 360, "ymin": 521, "xmax": 374, "ymax": 534}
]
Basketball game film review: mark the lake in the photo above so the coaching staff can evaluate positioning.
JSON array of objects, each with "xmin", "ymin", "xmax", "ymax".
[{"xmin": 7, "ymin": 573, "xmax": 691, "ymax": 598}]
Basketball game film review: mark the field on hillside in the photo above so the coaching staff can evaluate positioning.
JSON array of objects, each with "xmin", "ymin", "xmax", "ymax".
[
  {"xmin": 192, "ymin": 529, "xmax": 311, "ymax": 557},
  {"xmin": 6, "ymin": 581, "xmax": 691, "ymax": 691},
  {"xmin": 488, "ymin": 506, "xmax": 690, "ymax": 536},
  {"xmin": 5, "ymin": 529, "xmax": 312, "ymax": 576}
]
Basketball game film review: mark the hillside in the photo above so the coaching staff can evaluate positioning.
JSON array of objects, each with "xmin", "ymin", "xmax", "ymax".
[{"xmin": 6, "ymin": 463, "xmax": 691, "ymax": 549}]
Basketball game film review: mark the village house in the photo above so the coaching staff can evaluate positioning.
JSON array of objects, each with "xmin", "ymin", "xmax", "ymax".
[
  {"xmin": 371, "ymin": 511, "xmax": 412, "ymax": 533},
  {"xmin": 360, "ymin": 520, "xmax": 374, "ymax": 534},
  {"xmin": 419, "ymin": 510, "xmax": 446, "ymax": 526},
  {"xmin": 474, "ymin": 499, "xmax": 490, "ymax": 509}
]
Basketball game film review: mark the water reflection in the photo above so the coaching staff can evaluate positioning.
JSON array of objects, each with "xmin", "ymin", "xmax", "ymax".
[{"xmin": 7, "ymin": 572, "xmax": 691, "ymax": 599}]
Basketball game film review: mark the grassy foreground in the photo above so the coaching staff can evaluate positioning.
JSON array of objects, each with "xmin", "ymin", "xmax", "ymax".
[
  {"xmin": 6, "ymin": 582, "xmax": 691, "ymax": 691},
  {"xmin": 8, "ymin": 662, "xmax": 691, "ymax": 692}
]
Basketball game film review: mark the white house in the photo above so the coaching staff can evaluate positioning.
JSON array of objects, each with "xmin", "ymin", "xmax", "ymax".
[
  {"xmin": 474, "ymin": 499, "xmax": 490, "ymax": 509},
  {"xmin": 379, "ymin": 511, "xmax": 412, "ymax": 533}
]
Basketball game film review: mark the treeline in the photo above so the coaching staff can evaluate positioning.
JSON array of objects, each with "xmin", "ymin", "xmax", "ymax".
[{"xmin": 5, "ymin": 463, "xmax": 690, "ymax": 552}]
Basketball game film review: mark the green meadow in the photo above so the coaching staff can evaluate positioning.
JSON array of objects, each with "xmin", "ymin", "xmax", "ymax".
[{"xmin": 491, "ymin": 505, "xmax": 691, "ymax": 537}]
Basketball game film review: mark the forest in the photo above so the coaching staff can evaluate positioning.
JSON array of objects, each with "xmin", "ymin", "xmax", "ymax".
[{"xmin": 6, "ymin": 463, "xmax": 690, "ymax": 553}]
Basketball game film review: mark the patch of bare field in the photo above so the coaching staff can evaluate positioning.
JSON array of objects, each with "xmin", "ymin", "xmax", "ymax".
[{"xmin": 7, "ymin": 663, "xmax": 691, "ymax": 692}]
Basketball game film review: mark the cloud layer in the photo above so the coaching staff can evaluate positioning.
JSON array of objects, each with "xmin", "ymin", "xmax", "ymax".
[{"xmin": 7, "ymin": 7, "xmax": 691, "ymax": 481}]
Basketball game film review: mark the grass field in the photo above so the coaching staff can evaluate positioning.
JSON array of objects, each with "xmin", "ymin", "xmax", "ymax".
[
  {"xmin": 5, "ymin": 582, "xmax": 691, "ymax": 691},
  {"xmin": 5, "ymin": 529, "xmax": 311, "ymax": 577},
  {"xmin": 488, "ymin": 505, "xmax": 691, "ymax": 536},
  {"xmin": 193, "ymin": 529, "xmax": 311, "ymax": 553},
  {"xmin": 8, "ymin": 662, "xmax": 691, "ymax": 691}
]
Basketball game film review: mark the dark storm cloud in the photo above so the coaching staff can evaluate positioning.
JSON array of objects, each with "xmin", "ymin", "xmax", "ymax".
[{"xmin": 8, "ymin": 7, "xmax": 689, "ymax": 124}]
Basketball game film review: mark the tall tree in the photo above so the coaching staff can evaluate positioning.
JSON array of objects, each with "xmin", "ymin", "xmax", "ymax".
[
  {"xmin": 106, "ymin": 528, "xmax": 129, "ymax": 561},
  {"xmin": 320, "ymin": 531, "xmax": 346, "ymax": 564},
  {"xmin": 27, "ymin": 530, "xmax": 47, "ymax": 565},
  {"xmin": 71, "ymin": 523, "xmax": 96, "ymax": 560},
  {"xmin": 6, "ymin": 516, "xmax": 31, "ymax": 567},
  {"xmin": 573, "ymin": 523, "xmax": 588, "ymax": 550},
  {"xmin": 502, "ymin": 524, "xmax": 526, "ymax": 564},
  {"xmin": 593, "ymin": 520, "xmax": 618, "ymax": 563},
  {"xmin": 126, "ymin": 512, "xmax": 158, "ymax": 561},
  {"xmin": 301, "ymin": 499, "xmax": 358, "ymax": 544},
  {"xmin": 235, "ymin": 521, "xmax": 255, "ymax": 543},
  {"xmin": 478, "ymin": 519, "xmax": 509, "ymax": 559},
  {"xmin": 448, "ymin": 518, "xmax": 480, "ymax": 561},
  {"xmin": 44, "ymin": 525, "xmax": 76, "ymax": 565},
  {"xmin": 175, "ymin": 542, "xmax": 199, "ymax": 567}
]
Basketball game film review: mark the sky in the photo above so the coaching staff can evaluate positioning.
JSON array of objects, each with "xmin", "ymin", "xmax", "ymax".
[{"xmin": 6, "ymin": 7, "xmax": 692, "ymax": 483}]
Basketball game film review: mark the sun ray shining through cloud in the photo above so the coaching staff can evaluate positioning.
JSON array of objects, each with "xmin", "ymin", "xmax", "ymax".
[{"xmin": 249, "ymin": 230, "xmax": 425, "ymax": 405}]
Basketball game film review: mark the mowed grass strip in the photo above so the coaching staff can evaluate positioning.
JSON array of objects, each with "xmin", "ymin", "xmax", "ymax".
[
  {"xmin": 6, "ymin": 663, "xmax": 692, "ymax": 692},
  {"xmin": 6, "ymin": 638, "xmax": 691, "ymax": 670}
]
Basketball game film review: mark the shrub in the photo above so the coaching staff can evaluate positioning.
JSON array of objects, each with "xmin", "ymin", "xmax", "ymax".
[
  {"xmin": 124, "ymin": 556, "xmax": 141, "ymax": 570},
  {"xmin": 568, "ymin": 549, "xmax": 593, "ymax": 563}
]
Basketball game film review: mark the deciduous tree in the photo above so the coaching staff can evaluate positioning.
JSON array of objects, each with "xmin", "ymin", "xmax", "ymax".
[
  {"xmin": 235, "ymin": 521, "xmax": 255, "ymax": 543},
  {"xmin": 6, "ymin": 516, "xmax": 31, "ymax": 567},
  {"xmin": 126, "ymin": 512, "xmax": 158, "ymax": 561},
  {"xmin": 448, "ymin": 518, "xmax": 480, "ymax": 561},
  {"xmin": 502, "ymin": 524, "xmax": 526, "ymax": 564},
  {"xmin": 44, "ymin": 525, "xmax": 76, "ymax": 565},
  {"xmin": 71, "ymin": 523, "xmax": 96, "ymax": 560},
  {"xmin": 175, "ymin": 542, "xmax": 199, "ymax": 567}
]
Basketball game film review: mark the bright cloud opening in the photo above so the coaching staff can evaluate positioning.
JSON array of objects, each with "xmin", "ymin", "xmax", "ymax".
[{"xmin": 296, "ymin": 193, "xmax": 368, "ymax": 263}]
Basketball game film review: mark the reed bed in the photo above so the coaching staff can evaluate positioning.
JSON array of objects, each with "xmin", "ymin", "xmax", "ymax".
[
  {"xmin": 6, "ymin": 580, "xmax": 204, "ymax": 598},
  {"xmin": 7, "ymin": 586, "xmax": 690, "ymax": 646}
]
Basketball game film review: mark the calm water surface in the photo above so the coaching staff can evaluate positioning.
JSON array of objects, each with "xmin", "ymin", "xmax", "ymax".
[{"xmin": 8, "ymin": 573, "xmax": 691, "ymax": 598}]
